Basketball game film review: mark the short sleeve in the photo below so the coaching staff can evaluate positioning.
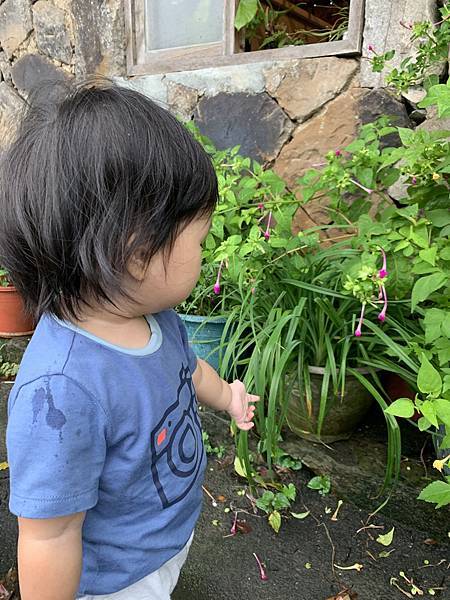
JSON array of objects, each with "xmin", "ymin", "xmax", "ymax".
[
  {"xmin": 174, "ymin": 312, "xmax": 198, "ymax": 374},
  {"xmin": 7, "ymin": 375, "xmax": 108, "ymax": 518}
]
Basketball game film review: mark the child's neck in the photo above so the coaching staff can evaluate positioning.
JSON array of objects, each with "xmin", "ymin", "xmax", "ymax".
[{"xmin": 69, "ymin": 306, "xmax": 152, "ymax": 350}]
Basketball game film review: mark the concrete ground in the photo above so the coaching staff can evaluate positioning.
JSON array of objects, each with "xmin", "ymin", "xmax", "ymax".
[
  {"xmin": 171, "ymin": 410, "xmax": 449, "ymax": 600},
  {"xmin": 1, "ymin": 405, "xmax": 449, "ymax": 599}
]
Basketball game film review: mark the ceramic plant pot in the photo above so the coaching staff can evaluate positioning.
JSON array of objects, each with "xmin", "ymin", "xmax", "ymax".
[
  {"xmin": 286, "ymin": 366, "xmax": 374, "ymax": 443},
  {"xmin": 179, "ymin": 314, "xmax": 228, "ymax": 373},
  {"xmin": 0, "ymin": 286, "xmax": 34, "ymax": 337}
]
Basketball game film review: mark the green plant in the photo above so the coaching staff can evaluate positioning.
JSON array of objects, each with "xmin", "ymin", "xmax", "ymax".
[
  {"xmin": 369, "ymin": 2, "xmax": 450, "ymax": 93},
  {"xmin": 255, "ymin": 482, "xmax": 296, "ymax": 532},
  {"xmin": 0, "ymin": 268, "xmax": 10, "ymax": 287},
  {"xmin": 202, "ymin": 430, "xmax": 226, "ymax": 459},
  {"xmin": 0, "ymin": 345, "xmax": 19, "ymax": 380},
  {"xmin": 180, "ymin": 124, "xmax": 301, "ymax": 317},
  {"xmin": 273, "ymin": 450, "xmax": 302, "ymax": 471},
  {"xmin": 235, "ymin": 0, "xmax": 349, "ymax": 51},
  {"xmin": 298, "ymin": 140, "xmax": 449, "ymax": 505},
  {"xmin": 224, "ymin": 234, "xmax": 402, "ymax": 480},
  {"xmin": 307, "ymin": 474, "xmax": 331, "ymax": 496},
  {"xmin": 0, "ymin": 361, "xmax": 19, "ymax": 379}
]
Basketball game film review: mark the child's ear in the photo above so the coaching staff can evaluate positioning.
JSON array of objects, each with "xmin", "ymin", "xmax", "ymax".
[{"xmin": 128, "ymin": 249, "xmax": 148, "ymax": 281}]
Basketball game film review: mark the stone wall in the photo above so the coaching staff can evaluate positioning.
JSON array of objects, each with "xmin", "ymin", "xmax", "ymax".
[
  {"xmin": 0, "ymin": 0, "xmax": 125, "ymax": 145},
  {"xmin": 0, "ymin": 0, "xmax": 445, "ymax": 212}
]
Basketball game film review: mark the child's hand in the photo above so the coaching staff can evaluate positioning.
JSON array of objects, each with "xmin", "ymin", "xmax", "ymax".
[{"xmin": 226, "ymin": 380, "xmax": 259, "ymax": 431}]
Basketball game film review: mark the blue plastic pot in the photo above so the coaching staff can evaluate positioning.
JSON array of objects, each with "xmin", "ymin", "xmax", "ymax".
[{"xmin": 179, "ymin": 314, "xmax": 228, "ymax": 372}]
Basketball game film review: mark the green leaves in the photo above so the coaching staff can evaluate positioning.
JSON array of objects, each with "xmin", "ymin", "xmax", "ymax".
[
  {"xmin": 307, "ymin": 475, "xmax": 331, "ymax": 496},
  {"xmin": 420, "ymin": 400, "xmax": 438, "ymax": 428},
  {"xmin": 385, "ymin": 398, "xmax": 415, "ymax": 418},
  {"xmin": 435, "ymin": 399, "xmax": 450, "ymax": 425},
  {"xmin": 418, "ymin": 480, "xmax": 450, "ymax": 509},
  {"xmin": 234, "ymin": 0, "xmax": 259, "ymax": 30},
  {"xmin": 255, "ymin": 483, "xmax": 297, "ymax": 533},
  {"xmin": 411, "ymin": 272, "xmax": 447, "ymax": 311},
  {"xmin": 234, "ymin": 456, "xmax": 248, "ymax": 478},
  {"xmin": 268, "ymin": 510, "xmax": 281, "ymax": 533},
  {"xmin": 419, "ymin": 79, "xmax": 450, "ymax": 118},
  {"xmin": 417, "ymin": 354, "xmax": 442, "ymax": 396}
]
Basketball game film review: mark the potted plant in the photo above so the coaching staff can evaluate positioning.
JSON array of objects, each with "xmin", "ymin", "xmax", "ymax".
[
  {"xmin": 0, "ymin": 268, "xmax": 34, "ymax": 337},
  {"xmin": 219, "ymin": 228, "xmax": 396, "ymax": 478},
  {"xmin": 259, "ymin": 237, "xmax": 383, "ymax": 444}
]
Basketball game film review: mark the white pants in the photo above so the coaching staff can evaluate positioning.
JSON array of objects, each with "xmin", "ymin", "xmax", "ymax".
[{"xmin": 78, "ymin": 533, "xmax": 193, "ymax": 600}]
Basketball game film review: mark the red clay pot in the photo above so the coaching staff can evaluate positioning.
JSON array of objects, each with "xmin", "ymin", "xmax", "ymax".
[
  {"xmin": 382, "ymin": 372, "xmax": 420, "ymax": 421},
  {"xmin": 0, "ymin": 286, "xmax": 34, "ymax": 337}
]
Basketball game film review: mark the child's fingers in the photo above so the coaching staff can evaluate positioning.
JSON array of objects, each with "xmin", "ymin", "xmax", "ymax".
[
  {"xmin": 236, "ymin": 421, "xmax": 254, "ymax": 431},
  {"xmin": 247, "ymin": 394, "xmax": 260, "ymax": 403},
  {"xmin": 246, "ymin": 406, "xmax": 255, "ymax": 420}
]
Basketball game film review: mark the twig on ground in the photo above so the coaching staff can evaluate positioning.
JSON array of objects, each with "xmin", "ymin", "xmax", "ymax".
[
  {"xmin": 390, "ymin": 578, "xmax": 413, "ymax": 598},
  {"xmin": 305, "ymin": 502, "xmax": 342, "ymax": 585},
  {"xmin": 356, "ymin": 523, "xmax": 384, "ymax": 535},
  {"xmin": 202, "ymin": 485, "xmax": 218, "ymax": 507}
]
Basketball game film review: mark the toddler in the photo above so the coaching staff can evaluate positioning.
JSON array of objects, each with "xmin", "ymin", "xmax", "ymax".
[{"xmin": 0, "ymin": 81, "xmax": 258, "ymax": 600}]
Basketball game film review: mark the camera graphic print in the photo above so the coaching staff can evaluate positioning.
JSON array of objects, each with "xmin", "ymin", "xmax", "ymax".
[{"xmin": 150, "ymin": 365, "xmax": 206, "ymax": 509}]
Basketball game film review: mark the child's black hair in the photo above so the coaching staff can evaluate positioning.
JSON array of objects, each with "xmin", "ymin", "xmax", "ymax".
[{"xmin": 0, "ymin": 80, "xmax": 218, "ymax": 321}]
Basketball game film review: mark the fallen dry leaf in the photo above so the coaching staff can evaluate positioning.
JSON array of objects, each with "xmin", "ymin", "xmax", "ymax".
[
  {"xmin": 216, "ymin": 495, "xmax": 226, "ymax": 503},
  {"xmin": 423, "ymin": 538, "xmax": 438, "ymax": 545},
  {"xmin": 236, "ymin": 519, "xmax": 252, "ymax": 534}
]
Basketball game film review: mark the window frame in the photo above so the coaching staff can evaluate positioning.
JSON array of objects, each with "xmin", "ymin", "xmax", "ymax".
[{"xmin": 125, "ymin": 0, "xmax": 365, "ymax": 77}]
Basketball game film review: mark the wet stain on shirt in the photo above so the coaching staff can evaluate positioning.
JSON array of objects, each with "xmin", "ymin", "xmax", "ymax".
[
  {"xmin": 32, "ymin": 387, "xmax": 46, "ymax": 424},
  {"xmin": 32, "ymin": 381, "xmax": 67, "ymax": 441}
]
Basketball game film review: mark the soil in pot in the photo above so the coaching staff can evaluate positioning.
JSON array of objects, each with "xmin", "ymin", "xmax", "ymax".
[
  {"xmin": 0, "ymin": 287, "xmax": 34, "ymax": 337},
  {"xmin": 286, "ymin": 366, "xmax": 374, "ymax": 443}
]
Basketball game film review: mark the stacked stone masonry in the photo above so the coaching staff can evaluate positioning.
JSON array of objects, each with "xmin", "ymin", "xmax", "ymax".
[{"xmin": 0, "ymin": 0, "xmax": 445, "ymax": 231}]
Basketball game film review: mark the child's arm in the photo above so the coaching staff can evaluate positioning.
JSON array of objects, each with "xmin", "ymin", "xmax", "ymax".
[
  {"xmin": 192, "ymin": 358, "xmax": 259, "ymax": 430},
  {"xmin": 17, "ymin": 512, "xmax": 85, "ymax": 600}
]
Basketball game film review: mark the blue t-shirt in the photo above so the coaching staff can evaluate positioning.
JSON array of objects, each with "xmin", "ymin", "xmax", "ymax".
[{"xmin": 6, "ymin": 310, "xmax": 206, "ymax": 596}]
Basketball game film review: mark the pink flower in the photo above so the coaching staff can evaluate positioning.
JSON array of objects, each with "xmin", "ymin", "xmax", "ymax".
[
  {"xmin": 355, "ymin": 303, "xmax": 366, "ymax": 337},
  {"xmin": 253, "ymin": 553, "xmax": 268, "ymax": 581},
  {"xmin": 264, "ymin": 211, "xmax": 272, "ymax": 241},
  {"xmin": 378, "ymin": 285, "xmax": 388, "ymax": 322},
  {"xmin": 411, "ymin": 176, "xmax": 417, "ymax": 185},
  {"xmin": 379, "ymin": 248, "xmax": 388, "ymax": 279},
  {"xmin": 335, "ymin": 149, "xmax": 342, "ymax": 157},
  {"xmin": 258, "ymin": 203, "xmax": 264, "ymax": 211},
  {"xmin": 230, "ymin": 512, "xmax": 238, "ymax": 536},
  {"xmin": 213, "ymin": 260, "xmax": 224, "ymax": 295},
  {"xmin": 368, "ymin": 44, "xmax": 375, "ymax": 52}
]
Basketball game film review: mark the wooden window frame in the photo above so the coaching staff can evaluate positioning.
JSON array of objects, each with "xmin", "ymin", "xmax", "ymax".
[{"xmin": 125, "ymin": 0, "xmax": 365, "ymax": 77}]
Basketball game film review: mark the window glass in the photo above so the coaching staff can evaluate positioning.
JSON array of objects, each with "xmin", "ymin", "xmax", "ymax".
[{"xmin": 145, "ymin": 0, "xmax": 225, "ymax": 50}]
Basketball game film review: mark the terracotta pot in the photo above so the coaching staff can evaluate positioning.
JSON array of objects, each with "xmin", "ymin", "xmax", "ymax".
[
  {"xmin": 382, "ymin": 372, "xmax": 420, "ymax": 421},
  {"xmin": 286, "ymin": 366, "xmax": 374, "ymax": 443},
  {"xmin": 0, "ymin": 286, "xmax": 34, "ymax": 337}
]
